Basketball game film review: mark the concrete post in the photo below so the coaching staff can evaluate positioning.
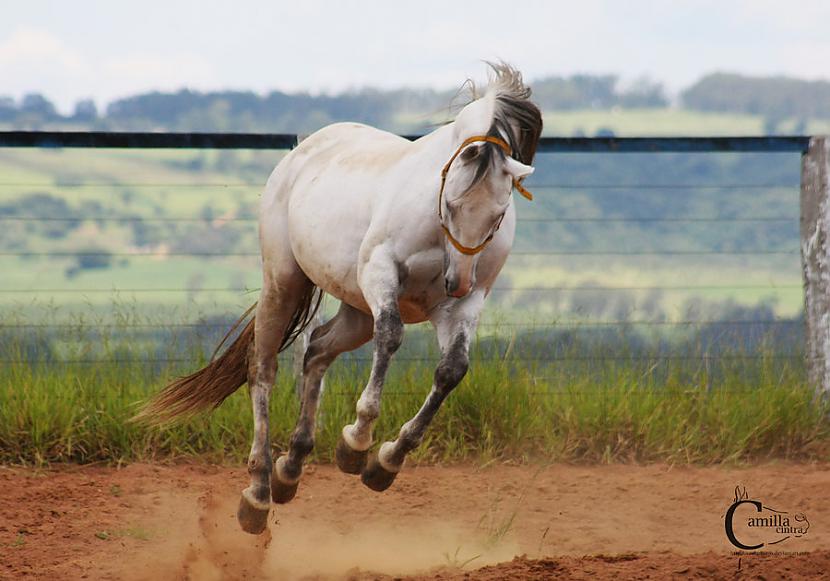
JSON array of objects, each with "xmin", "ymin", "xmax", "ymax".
[{"xmin": 801, "ymin": 136, "xmax": 830, "ymax": 394}]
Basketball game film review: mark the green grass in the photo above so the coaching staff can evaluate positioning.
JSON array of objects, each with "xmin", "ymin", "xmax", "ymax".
[{"xmin": 1, "ymin": 324, "xmax": 827, "ymax": 466}]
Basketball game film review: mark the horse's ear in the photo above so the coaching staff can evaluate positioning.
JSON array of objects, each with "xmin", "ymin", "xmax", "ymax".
[{"xmin": 504, "ymin": 156, "xmax": 534, "ymax": 180}]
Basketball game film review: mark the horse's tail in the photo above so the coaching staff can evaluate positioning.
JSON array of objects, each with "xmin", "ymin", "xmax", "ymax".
[{"xmin": 134, "ymin": 285, "xmax": 323, "ymax": 425}]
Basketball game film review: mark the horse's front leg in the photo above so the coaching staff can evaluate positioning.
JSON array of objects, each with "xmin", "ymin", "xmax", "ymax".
[
  {"xmin": 336, "ymin": 252, "xmax": 404, "ymax": 474},
  {"xmin": 362, "ymin": 291, "xmax": 482, "ymax": 492}
]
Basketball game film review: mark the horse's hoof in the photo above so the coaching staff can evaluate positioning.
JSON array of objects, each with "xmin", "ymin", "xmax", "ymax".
[
  {"xmin": 335, "ymin": 437, "xmax": 368, "ymax": 475},
  {"xmin": 237, "ymin": 490, "xmax": 270, "ymax": 535},
  {"xmin": 271, "ymin": 474, "xmax": 299, "ymax": 504},
  {"xmin": 361, "ymin": 455, "xmax": 398, "ymax": 492}
]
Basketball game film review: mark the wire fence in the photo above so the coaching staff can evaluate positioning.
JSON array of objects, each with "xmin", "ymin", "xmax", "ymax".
[{"xmin": 0, "ymin": 134, "xmax": 807, "ymax": 385}]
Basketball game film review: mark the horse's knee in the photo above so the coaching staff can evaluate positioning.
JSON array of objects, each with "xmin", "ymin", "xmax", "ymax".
[
  {"xmin": 434, "ymin": 352, "xmax": 469, "ymax": 391},
  {"xmin": 374, "ymin": 309, "xmax": 403, "ymax": 355}
]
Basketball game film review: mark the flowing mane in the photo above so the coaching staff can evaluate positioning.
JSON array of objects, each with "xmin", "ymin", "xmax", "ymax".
[{"xmin": 463, "ymin": 62, "xmax": 543, "ymax": 187}]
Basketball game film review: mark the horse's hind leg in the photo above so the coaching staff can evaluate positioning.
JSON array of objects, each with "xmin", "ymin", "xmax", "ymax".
[
  {"xmin": 237, "ymin": 261, "xmax": 312, "ymax": 534},
  {"xmin": 361, "ymin": 293, "xmax": 481, "ymax": 492},
  {"xmin": 272, "ymin": 302, "xmax": 373, "ymax": 502}
]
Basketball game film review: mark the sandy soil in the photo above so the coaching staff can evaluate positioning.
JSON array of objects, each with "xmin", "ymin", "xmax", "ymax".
[{"xmin": 1, "ymin": 462, "xmax": 829, "ymax": 580}]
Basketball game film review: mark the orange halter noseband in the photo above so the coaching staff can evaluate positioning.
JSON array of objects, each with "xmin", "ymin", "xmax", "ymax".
[{"xmin": 438, "ymin": 135, "xmax": 534, "ymax": 256}]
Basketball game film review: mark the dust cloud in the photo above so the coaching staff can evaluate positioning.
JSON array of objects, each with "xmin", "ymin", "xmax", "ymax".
[{"xmin": 129, "ymin": 489, "xmax": 519, "ymax": 580}]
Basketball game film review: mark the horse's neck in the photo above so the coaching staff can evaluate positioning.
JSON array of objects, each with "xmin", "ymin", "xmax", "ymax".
[
  {"xmin": 380, "ymin": 105, "xmax": 494, "ymax": 212},
  {"xmin": 409, "ymin": 117, "xmax": 478, "ymax": 169},
  {"xmin": 412, "ymin": 123, "xmax": 455, "ymax": 160},
  {"xmin": 416, "ymin": 96, "xmax": 496, "ymax": 158}
]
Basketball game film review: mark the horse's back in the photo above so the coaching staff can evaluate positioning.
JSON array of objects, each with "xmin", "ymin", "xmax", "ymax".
[
  {"xmin": 263, "ymin": 122, "xmax": 411, "ymax": 209},
  {"xmin": 259, "ymin": 122, "xmax": 415, "ymax": 311},
  {"xmin": 302, "ymin": 122, "xmax": 410, "ymax": 152}
]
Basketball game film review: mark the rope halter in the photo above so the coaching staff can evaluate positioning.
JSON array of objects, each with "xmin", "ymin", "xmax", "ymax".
[{"xmin": 438, "ymin": 135, "xmax": 534, "ymax": 256}]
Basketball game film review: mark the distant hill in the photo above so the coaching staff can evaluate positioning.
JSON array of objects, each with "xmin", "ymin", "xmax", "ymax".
[
  {"xmin": 0, "ymin": 72, "xmax": 828, "ymax": 135},
  {"xmin": 681, "ymin": 73, "xmax": 830, "ymax": 131}
]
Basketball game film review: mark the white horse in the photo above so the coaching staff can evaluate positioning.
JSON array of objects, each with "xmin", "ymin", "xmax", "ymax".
[{"xmin": 139, "ymin": 62, "xmax": 542, "ymax": 534}]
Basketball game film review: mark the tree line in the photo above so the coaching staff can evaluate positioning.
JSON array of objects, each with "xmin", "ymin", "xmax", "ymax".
[
  {"xmin": 0, "ymin": 72, "xmax": 827, "ymax": 133},
  {"xmin": 681, "ymin": 73, "xmax": 830, "ymax": 125}
]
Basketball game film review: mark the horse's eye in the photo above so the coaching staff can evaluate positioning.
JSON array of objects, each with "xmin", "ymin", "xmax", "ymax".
[{"xmin": 460, "ymin": 145, "xmax": 480, "ymax": 162}]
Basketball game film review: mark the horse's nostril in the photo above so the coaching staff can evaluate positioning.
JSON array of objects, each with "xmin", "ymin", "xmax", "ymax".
[{"xmin": 444, "ymin": 276, "xmax": 457, "ymax": 295}]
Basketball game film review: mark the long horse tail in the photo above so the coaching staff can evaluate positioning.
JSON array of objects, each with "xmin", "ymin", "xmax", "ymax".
[{"xmin": 134, "ymin": 285, "xmax": 323, "ymax": 425}]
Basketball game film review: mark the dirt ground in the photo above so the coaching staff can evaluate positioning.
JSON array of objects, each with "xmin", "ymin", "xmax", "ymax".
[{"xmin": 1, "ymin": 462, "xmax": 829, "ymax": 580}]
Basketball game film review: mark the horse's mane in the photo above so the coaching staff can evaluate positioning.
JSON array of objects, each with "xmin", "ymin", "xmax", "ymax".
[{"xmin": 461, "ymin": 62, "xmax": 543, "ymax": 188}]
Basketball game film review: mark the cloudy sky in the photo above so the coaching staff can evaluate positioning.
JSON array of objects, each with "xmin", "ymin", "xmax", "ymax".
[{"xmin": 2, "ymin": 0, "xmax": 829, "ymax": 112}]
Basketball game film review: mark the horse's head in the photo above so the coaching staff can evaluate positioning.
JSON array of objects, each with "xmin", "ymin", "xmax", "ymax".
[{"xmin": 439, "ymin": 63, "xmax": 542, "ymax": 298}]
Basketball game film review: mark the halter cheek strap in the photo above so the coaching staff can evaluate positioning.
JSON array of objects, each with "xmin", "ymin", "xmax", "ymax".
[{"xmin": 438, "ymin": 135, "xmax": 533, "ymax": 256}]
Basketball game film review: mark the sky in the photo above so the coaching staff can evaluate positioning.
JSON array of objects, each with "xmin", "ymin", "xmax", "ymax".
[{"xmin": 2, "ymin": 0, "xmax": 830, "ymax": 112}]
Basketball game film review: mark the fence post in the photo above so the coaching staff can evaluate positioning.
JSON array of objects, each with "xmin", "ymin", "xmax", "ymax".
[{"xmin": 801, "ymin": 136, "xmax": 830, "ymax": 395}]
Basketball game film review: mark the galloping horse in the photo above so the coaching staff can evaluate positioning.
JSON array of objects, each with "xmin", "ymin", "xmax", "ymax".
[{"xmin": 138, "ymin": 62, "xmax": 542, "ymax": 534}]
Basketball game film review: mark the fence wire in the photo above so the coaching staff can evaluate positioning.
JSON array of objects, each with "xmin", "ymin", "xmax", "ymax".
[{"xmin": 0, "ymin": 143, "xmax": 806, "ymax": 387}]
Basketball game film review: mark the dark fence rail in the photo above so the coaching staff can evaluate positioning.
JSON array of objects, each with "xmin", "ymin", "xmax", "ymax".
[
  {"xmin": 0, "ymin": 131, "xmax": 299, "ymax": 150},
  {"xmin": 0, "ymin": 131, "xmax": 811, "ymax": 153}
]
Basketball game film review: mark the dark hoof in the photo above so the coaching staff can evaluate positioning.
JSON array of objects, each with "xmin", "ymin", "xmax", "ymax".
[
  {"xmin": 237, "ymin": 492, "xmax": 270, "ymax": 535},
  {"xmin": 335, "ymin": 437, "xmax": 369, "ymax": 475},
  {"xmin": 361, "ymin": 455, "xmax": 398, "ymax": 492},
  {"xmin": 271, "ymin": 474, "xmax": 299, "ymax": 504}
]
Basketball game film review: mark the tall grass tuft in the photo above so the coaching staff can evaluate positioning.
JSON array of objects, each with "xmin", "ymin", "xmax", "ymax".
[{"xmin": 1, "ymin": 312, "xmax": 828, "ymax": 465}]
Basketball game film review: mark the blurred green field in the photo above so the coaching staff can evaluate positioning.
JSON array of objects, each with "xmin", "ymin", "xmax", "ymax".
[
  {"xmin": 542, "ymin": 108, "xmax": 830, "ymax": 137},
  {"xmin": 397, "ymin": 106, "xmax": 830, "ymax": 137},
  {"xmin": 0, "ymin": 134, "xmax": 805, "ymax": 323}
]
